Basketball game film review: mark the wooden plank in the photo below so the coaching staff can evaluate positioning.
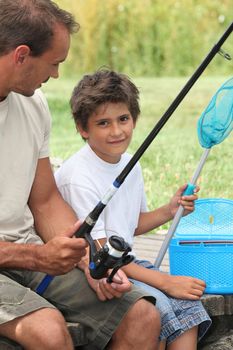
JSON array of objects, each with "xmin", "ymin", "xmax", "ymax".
[{"xmin": 133, "ymin": 233, "xmax": 169, "ymax": 272}]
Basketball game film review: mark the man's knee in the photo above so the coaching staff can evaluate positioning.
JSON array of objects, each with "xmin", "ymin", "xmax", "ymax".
[
  {"xmin": 32, "ymin": 309, "xmax": 72, "ymax": 349},
  {"xmin": 117, "ymin": 298, "xmax": 161, "ymax": 336},
  {"xmin": 112, "ymin": 298, "xmax": 160, "ymax": 349},
  {"xmin": 0, "ymin": 308, "xmax": 73, "ymax": 350},
  {"xmin": 128, "ymin": 298, "xmax": 161, "ymax": 330}
]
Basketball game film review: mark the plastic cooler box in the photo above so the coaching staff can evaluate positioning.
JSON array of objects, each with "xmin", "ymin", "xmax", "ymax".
[{"xmin": 169, "ymin": 198, "xmax": 233, "ymax": 294}]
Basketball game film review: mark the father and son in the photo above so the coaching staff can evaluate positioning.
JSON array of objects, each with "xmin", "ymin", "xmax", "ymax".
[{"xmin": 0, "ymin": 1, "xmax": 212, "ymax": 349}]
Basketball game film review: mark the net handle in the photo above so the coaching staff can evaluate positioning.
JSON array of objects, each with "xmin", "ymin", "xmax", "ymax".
[{"xmin": 154, "ymin": 148, "xmax": 211, "ymax": 268}]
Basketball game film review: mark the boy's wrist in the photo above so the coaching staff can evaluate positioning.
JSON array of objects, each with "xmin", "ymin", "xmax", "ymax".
[{"xmin": 163, "ymin": 203, "xmax": 174, "ymax": 221}]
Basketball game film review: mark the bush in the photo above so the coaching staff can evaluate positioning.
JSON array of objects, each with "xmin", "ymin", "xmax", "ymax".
[{"xmin": 56, "ymin": 0, "xmax": 232, "ymax": 77}]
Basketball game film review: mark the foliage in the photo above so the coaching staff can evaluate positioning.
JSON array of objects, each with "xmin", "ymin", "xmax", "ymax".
[{"xmin": 56, "ymin": 0, "xmax": 232, "ymax": 77}]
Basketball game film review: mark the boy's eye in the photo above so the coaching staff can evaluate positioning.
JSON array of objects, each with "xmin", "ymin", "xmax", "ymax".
[
  {"xmin": 120, "ymin": 115, "xmax": 130, "ymax": 122},
  {"xmin": 96, "ymin": 120, "xmax": 108, "ymax": 127}
]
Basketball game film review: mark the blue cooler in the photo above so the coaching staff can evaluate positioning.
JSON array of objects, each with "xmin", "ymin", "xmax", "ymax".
[{"xmin": 169, "ymin": 198, "xmax": 233, "ymax": 294}]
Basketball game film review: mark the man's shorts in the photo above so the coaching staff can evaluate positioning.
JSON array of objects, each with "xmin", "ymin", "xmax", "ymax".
[{"xmin": 0, "ymin": 267, "xmax": 156, "ymax": 349}]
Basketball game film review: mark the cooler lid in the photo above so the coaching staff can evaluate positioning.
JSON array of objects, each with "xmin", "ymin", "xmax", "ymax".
[{"xmin": 174, "ymin": 198, "xmax": 233, "ymax": 240}]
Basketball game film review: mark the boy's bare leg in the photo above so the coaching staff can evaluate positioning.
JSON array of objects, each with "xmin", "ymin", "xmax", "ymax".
[
  {"xmin": 167, "ymin": 326, "xmax": 198, "ymax": 350},
  {"xmin": 0, "ymin": 308, "xmax": 74, "ymax": 350},
  {"xmin": 109, "ymin": 299, "xmax": 161, "ymax": 350},
  {"xmin": 158, "ymin": 340, "xmax": 166, "ymax": 350}
]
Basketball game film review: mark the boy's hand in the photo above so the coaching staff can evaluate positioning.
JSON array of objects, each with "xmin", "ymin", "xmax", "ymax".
[
  {"xmin": 84, "ymin": 267, "xmax": 132, "ymax": 301},
  {"xmin": 169, "ymin": 183, "xmax": 199, "ymax": 217},
  {"xmin": 161, "ymin": 274, "xmax": 206, "ymax": 300}
]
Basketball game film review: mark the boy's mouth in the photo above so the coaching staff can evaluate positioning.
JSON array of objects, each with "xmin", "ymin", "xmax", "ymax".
[{"xmin": 108, "ymin": 139, "xmax": 126, "ymax": 144}]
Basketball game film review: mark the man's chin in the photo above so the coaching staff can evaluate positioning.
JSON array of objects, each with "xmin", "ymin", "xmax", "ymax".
[{"xmin": 17, "ymin": 90, "xmax": 36, "ymax": 97}]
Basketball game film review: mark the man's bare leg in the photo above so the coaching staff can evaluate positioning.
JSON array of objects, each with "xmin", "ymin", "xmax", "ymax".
[
  {"xmin": 0, "ymin": 308, "xmax": 73, "ymax": 350},
  {"xmin": 109, "ymin": 299, "xmax": 161, "ymax": 350}
]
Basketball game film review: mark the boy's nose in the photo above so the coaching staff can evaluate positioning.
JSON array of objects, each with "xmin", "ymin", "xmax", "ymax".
[{"xmin": 110, "ymin": 123, "xmax": 122, "ymax": 136}]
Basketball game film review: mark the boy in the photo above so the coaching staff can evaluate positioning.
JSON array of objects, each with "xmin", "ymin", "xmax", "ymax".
[{"xmin": 55, "ymin": 69, "xmax": 211, "ymax": 349}]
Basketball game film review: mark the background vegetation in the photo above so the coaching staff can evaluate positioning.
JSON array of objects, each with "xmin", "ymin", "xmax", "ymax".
[
  {"xmin": 45, "ymin": 1, "xmax": 233, "ymax": 231},
  {"xmin": 55, "ymin": 0, "xmax": 232, "ymax": 77},
  {"xmin": 43, "ymin": 74, "xmax": 233, "ymax": 230}
]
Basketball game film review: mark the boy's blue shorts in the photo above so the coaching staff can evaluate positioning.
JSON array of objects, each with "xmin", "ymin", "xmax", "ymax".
[{"xmin": 131, "ymin": 259, "xmax": 212, "ymax": 344}]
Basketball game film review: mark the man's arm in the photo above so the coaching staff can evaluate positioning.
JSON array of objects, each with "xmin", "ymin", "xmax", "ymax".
[
  {"xmin": 28, "ymin": 158, "xmax": 132, "ymax": 297},
  {"xmin": 28, "ymin": 157, "xmax": 78, "ymax": 241}
]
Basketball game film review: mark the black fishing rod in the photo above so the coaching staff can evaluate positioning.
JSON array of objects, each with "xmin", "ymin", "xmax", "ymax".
[{"xmin": 36, "ymin": 21, "xmax": 233, "ymax": 295}]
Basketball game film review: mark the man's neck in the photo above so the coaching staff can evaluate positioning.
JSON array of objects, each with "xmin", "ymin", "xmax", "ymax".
[{"xmin": 0, "ymin": 96, "xmax": 7, "ymax": 102}]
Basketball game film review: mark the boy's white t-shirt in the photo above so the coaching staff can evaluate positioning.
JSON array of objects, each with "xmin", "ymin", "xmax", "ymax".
[
  {"xmin": 55, "ymin": 143, "xmax": 147, "ymax": 247},
  {"xmin": 0, "ymin": 89, "xmax": 51, "ymax": 243}
]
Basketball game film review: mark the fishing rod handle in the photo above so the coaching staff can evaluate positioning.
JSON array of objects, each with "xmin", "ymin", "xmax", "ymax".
[{"xmin": 36, "ymin": 274, "xmax": 54, "ymax": 295}]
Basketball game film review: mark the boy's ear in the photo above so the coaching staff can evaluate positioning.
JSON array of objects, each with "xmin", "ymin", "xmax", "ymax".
[{"xmin": 76, "ymin": 123, "xmax": 89, "ymax": 140}]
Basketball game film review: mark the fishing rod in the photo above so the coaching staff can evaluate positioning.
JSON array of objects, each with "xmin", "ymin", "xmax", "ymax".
[{"xmin": 36, "ymin": 21, "xmax": 233, "ymax": 295}]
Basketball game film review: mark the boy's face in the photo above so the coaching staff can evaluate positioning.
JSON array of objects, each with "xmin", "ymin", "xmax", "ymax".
[{"xmin": 78, "ymin": 102, "xmax": 135, "ymax": 163}]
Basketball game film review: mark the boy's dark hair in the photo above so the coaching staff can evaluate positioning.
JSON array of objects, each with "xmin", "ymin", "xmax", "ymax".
[
  {"xmin": 0, "ymin": 0, "xmax": 79, "ymax": 57},
  {"xmin": 70, "ymin": 69, "xmax": 140, "ymax": 131}
]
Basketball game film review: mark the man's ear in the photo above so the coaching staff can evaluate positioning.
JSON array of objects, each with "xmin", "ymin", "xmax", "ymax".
[
  {"xmin": 14, "ymin": 45, "xmax": 31, "ymax": 64},
  {"xmin": 76, "ymin": 123, "xmax": 89, "ymax": 140}
]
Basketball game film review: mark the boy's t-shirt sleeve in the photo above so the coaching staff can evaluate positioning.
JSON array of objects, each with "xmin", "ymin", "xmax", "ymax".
[{"xmin": 61, "ymin": 183, "xmax": 108, "ymax": 240}]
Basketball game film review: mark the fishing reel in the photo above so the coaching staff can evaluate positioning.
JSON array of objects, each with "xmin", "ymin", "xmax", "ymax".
[{"xmin": 84, "ymin": 234, "xmax": 134, "ymax": 283}]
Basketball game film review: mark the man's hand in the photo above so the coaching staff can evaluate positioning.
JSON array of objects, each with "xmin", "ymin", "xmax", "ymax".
[
  {"xmin": 85, "ymin": 267, "xmax": 132, "ymax": 301},
  {"xmin": 36, "ymin": 221, "xmax": 88, "ymax": 275}
]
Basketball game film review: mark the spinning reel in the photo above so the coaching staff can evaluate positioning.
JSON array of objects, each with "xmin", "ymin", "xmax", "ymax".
[{"xmin": 84, "ymin": 233, "xmax": 134, "ymax": 282}]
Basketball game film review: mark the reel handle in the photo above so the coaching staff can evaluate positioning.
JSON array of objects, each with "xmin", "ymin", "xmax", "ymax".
[{"xmin": 107, "ymin": 254, "xmax": 134, "ymax": 283}]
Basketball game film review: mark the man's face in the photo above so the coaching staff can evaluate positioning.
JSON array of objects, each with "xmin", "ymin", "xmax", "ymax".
[{"xmin": 13, "ymin": 23, "xmax": 70, "ymax": 96}]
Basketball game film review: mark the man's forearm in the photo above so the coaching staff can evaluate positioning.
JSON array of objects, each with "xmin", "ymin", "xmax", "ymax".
[{"xmin": 0, "ymin": 241, "xmax": 41, "ymax": 270}]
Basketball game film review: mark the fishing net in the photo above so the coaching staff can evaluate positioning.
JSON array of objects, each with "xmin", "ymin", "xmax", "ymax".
[
  {"xmin": 197, "ymin": 77, "xmax": 233, "ymax": 148},
  {"xmin": 155, "ymin": 77, "xmax": 233, "ymax": 267}
]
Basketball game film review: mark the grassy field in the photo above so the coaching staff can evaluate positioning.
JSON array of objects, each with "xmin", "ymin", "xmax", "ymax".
[{"xmin": 42, "ymin": 75, "xmax": 233, "ymax": 230}]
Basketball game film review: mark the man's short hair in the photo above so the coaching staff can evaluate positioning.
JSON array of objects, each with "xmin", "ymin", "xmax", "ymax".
[{"xmin": 0, "ymin": 0, "xmax": 79, "ymax": 56}]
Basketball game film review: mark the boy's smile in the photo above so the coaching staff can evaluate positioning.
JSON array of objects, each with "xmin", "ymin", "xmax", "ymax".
[{"xmin": 78, "ymin": 102, "xmax": 135, "ymax": 163}]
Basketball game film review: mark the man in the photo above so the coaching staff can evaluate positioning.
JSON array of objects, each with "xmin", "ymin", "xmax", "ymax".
[{"xmin": 0, "ymin": 1, "xmax": 160, "ymax": 349}]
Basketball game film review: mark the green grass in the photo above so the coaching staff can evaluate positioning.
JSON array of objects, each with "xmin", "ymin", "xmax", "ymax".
[{"xmin": 42, "ymin": 75, "xmax": 233, "ymax": 230}]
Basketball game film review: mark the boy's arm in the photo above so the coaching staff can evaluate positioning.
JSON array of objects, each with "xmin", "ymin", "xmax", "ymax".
[
  {"xmin": 122, "ymin": 261, "xmax": 205, "ymax": 300},
  {"xmin": 135, "ymin": 204, "xmax": 172, "ymax": 236},
  {"xmin": 135, "ymin": 184, "xmax": 198, "ymax": 236}
]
